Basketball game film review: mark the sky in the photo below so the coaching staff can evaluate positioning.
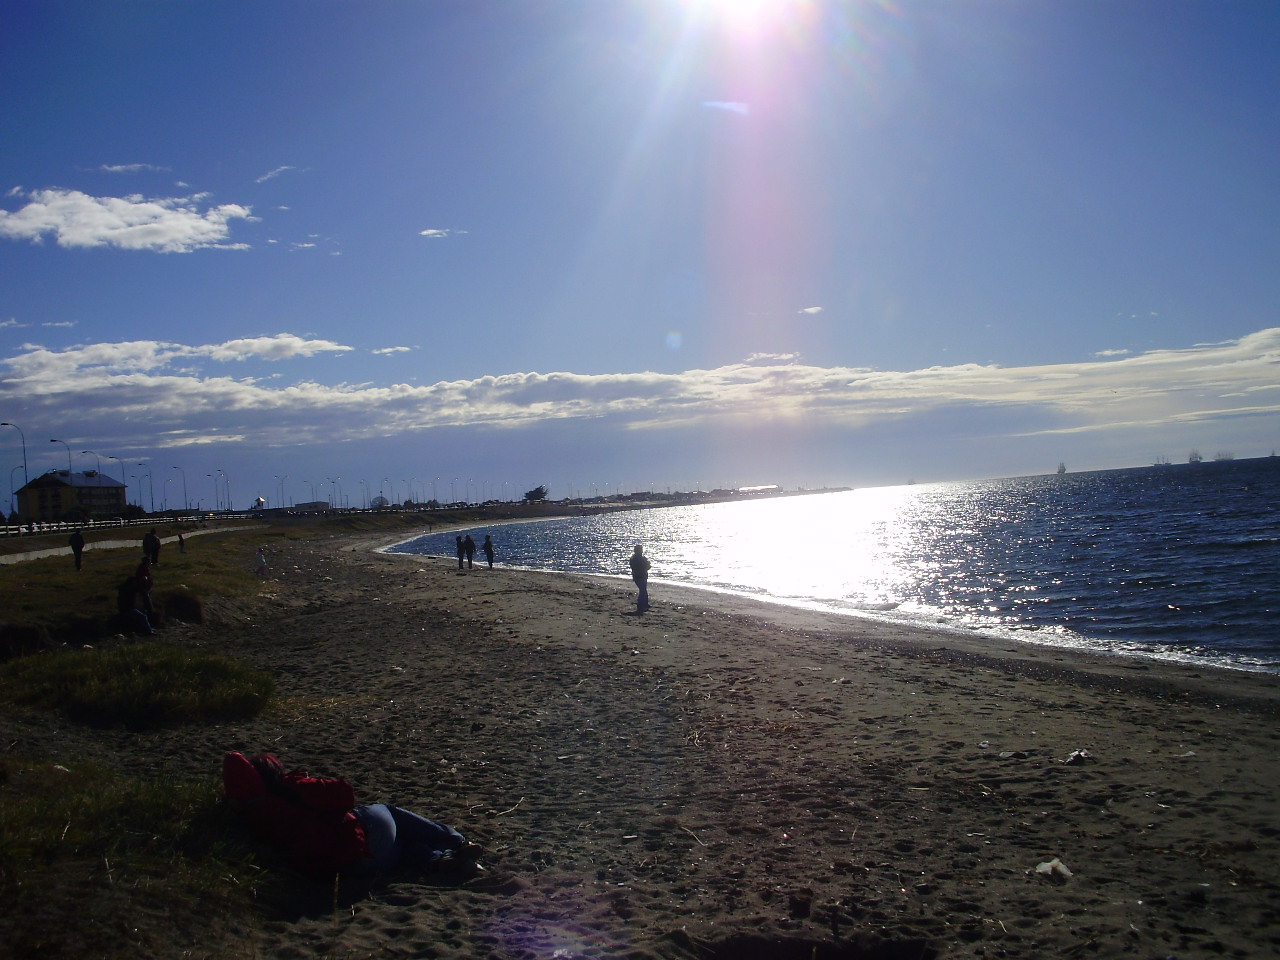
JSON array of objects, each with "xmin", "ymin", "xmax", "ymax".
[{"xmin": 1, "ymin": 0, "xmax": 1278, "ymax": 510}]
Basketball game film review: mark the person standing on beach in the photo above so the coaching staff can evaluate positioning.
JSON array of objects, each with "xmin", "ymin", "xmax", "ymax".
[
  {"xmin": 628, "ymin": 544, "xmax": 651, "ymax": 613},
  {"xmin": 463, "ymin": 534, "xmax": 476, "ymax": 570},
  {"xmin": 69, "ymin": 529, "xmax": 85, "ymax": 570},
  {"xmin": 143, "ymin": 528, "xmax": 162, "ymax": 566},
  {"xmin": 482, "ymin": 534, "xmax": 495, "ymax": 569},
  {"xmin": 456, "ymin": 536, "xmax": 465, "ymax": 570}
]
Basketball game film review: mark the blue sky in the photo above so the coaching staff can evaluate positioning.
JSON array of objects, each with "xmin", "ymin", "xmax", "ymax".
[{"xmin": 2, "ymin": 0, "xmax": 1278, "ymax": 509}]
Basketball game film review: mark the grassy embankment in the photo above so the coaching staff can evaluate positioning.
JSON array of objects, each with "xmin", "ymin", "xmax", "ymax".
[{"xmin": 0, "ymin": 507, "xmax": 553, "ymax": 959}]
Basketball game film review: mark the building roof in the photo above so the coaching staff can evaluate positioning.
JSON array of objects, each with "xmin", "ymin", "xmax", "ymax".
[{"xmin": 18, "ymin": 470, "xmax": 127, "ymax": 492}]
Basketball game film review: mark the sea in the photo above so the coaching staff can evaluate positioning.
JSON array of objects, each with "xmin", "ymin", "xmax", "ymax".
[{"xmin": 388, "ymin": 457, "xmax": 1280, "ymax": 675}]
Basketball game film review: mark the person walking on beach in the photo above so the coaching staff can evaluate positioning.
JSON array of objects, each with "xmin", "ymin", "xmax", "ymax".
[
  {"xmin": 255, "ymin": 545, "xmax": 268, "ymax": 578},
  {"xmin": 456, "ymin": 536, "xmax": 465, "ymax": 570},
  {"xmin": 143, "ymin": 528, "xmax": 162, "ymax": 566},
  {"xmin": 628, "ymin": 544, "xmax": 651, "ymax": 613},
  {"xmin": 482, "ymin": 534, "xmax": 495, "ymax": 569},
  {"xmin": 463, "ymin": 534, "xmax": 476, "ymax": 570},
  {"xmin": 69, "ymin": 529, "xmax": 85, "ymax": 570}
]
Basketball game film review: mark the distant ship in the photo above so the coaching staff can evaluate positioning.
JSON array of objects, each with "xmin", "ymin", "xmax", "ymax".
[
  {"xmin": 1214, "ymin": 451, "xmax": 1235, "ymax": 461},
  {"xmin": 1188, "ymin": 449, "xmax": 1203, "ymax": 464},
  {"xmin": 1056, "ymin": 462, "xmax": 1066, "ymax": 475},
  {"xmin": 1153, "ymin": 456, "xmax": 1171, "ymax": 466}
]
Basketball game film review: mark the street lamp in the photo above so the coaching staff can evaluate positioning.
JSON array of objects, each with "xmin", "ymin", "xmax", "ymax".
[
  {"xmin": 10, "ymin": 464, "xmax": 24, "ymax": 515},
  {"xmin": 172, "ymin": 466, "xmax": 188, "ymax": 512},
  {"xmin": 50, "ymin": 438, "xmax": 73, "ymax": 474},
  {"xmin": 108, "ymin": 455, "xmax": 126, "ymax": 486},
  {"xmin": 206, "ymin": 474, "xmax": 221, "ymax": 512},
  {"xmin": 81, "ymin": 450, "xmax": 102, "ymax": 475},
  {"xmin": 137, "ymin": 463, "xmax": 155, "ymax": 513},
  {"xmin": 0, "ymin": 422, "xmax": 27, "ymax": 485}
]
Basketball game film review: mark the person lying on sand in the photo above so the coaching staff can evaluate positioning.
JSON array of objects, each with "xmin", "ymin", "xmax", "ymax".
[{"xmin": 223, "ymin": 752, "xmax": 482, "ymax": 879}]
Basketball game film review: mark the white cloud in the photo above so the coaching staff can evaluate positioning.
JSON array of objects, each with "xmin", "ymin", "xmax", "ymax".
[
  {"xmin": 100, "ymin": 163, "xmax": 169, "ymax": 174},
  {"xmin": 256, "ymin": 166, "xmax": 298, "ymax": 183},
  {"xmin": 419, "ymin": 228, "xmax": 450, "ymax": 238},
  {"xmin": 0, "ymin": 188, "xmax": 256, "ymax": 252},
  {"xmin": 201, "ymin": 335, "xmax": 353, "ymax": 362},
  {"xmin": 373, "ymin": 346, "xmax": 413, "ymax": 355},
  {"xmin": 2, "ymin": 329, "xmax": 1277, "ymax": 455},
  {"xmin": 799, "ymin": 306, "xmax": 823, "ymax": 315}
]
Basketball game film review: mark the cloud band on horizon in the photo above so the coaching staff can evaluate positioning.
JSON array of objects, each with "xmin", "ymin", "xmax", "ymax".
[{"xmin": 2, "ymin": 329, "xmax": 1277, "ymax": 455}]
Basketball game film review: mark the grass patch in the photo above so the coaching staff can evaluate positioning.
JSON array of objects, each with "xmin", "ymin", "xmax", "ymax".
[
  {"xmin": 0, "ymin": 756, "xmax": 265, "ymax": 960},
  {"xmin": 0, "ymin": 642, "xmax": 274, "ymax": 728},
  {"xmin": 0, "ymin": 528, "xmax": 269, "ymax": 649}
]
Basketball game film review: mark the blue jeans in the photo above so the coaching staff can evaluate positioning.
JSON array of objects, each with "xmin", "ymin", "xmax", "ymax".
[
  {"xmin": 634, "ymin": 578, "xmax": 649, "ymax": 611},
  {"xmin": 354, "ymin": 804, "xmax": 467, "ymax": 871}
]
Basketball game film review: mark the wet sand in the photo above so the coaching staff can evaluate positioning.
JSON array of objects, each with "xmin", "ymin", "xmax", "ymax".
[{"xmin": 7, "ymin": 533, "xmax": 1280, "ymax": 958}]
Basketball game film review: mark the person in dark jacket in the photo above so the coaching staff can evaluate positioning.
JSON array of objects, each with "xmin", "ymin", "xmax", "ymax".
[
  {"xmin": 223, "ymin": 753, "xmax": 481, "ymax": 878},
  {"xmin": 628, "ymin": 544, "xmax": 651, "ymax": 612}
]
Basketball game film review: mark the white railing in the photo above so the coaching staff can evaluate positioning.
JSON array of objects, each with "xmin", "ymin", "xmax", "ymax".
[{"xmin": 1, "ymin": 514, "xmax": 253, "ymax": 538}]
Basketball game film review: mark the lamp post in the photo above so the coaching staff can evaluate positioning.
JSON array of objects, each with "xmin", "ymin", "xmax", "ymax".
[
  {"xmin": 9, "ymin": 464, "xmax": 23, "ymax": 516},
  {"xmin": 8, "ymin": 465, "xmax": 23, "ymax": 519},
  {"xmin": 108, "ymin": 455, "xmax": 126, "ymax": 486},
  {"xmin": 81, "ymin": 450, "xmax": 102, "ymax": 475},
  {"xmin": 172, "ymin": 466, "xmax": 188, "ymax": 512},
  {"xmin": 137, "ymin": 464, "xmax": 155, "ymax": 513},
  {"xmin": 50, "ymin": 438, "xmax": 73, "ymax": 474},
  {"xmin": 275, "ymin": 475, "xmax": 287, "ymax": 509},
  {"xmin": 0, "ymin": 422, "xmax": 27, "ymax": 486},
  {"xmin": 206, "ymin": 474, "xmax": 221, "ymax": 512},
  {"xmin": 164, "ymin": 475, "xmax": 174, "ymax": 511},
  {"xmin": 359, "ymin": 479, "xmax": 369, "ymax": 510}
]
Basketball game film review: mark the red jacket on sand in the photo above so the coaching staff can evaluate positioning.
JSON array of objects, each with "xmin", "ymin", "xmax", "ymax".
[{"xmin": 222, "ymin": 752, "xmax": 369, "ymax": 875}]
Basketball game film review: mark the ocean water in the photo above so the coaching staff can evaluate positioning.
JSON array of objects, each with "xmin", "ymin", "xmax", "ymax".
[{"xmin": 389, "ymin": 458, "xmax": 1280, "ymax": 674}]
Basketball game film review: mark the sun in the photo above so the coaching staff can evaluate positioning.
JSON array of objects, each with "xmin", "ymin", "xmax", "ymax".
[{"xmin": 681, "ymin": 0, "xmax": 805, "ymax": 36}]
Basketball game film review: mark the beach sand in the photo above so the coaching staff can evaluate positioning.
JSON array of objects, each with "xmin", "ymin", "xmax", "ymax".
[{"xmin": 7, "ymin": 532, "xmax": 1280, "ymax": 959}]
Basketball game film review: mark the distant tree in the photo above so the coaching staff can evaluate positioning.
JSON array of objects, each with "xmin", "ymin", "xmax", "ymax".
[{"xmin": 523, "ymin": 484, "xmax": 549, "ymax": 503}]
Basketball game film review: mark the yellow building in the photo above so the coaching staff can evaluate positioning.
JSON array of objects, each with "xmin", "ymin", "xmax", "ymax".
[{"xmin": 15, "ymin": 470, "xmax": 128, "ymax": 522}]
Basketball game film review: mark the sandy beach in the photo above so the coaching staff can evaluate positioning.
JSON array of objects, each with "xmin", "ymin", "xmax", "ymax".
[{"xmin": 6, "ymin": 531, "xmax": 1280, "ymax": 959}]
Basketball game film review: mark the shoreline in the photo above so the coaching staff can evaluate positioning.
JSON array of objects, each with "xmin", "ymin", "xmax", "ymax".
[
  {"xmin": 381, "ymin": 531, "xmax": 1280, "ymax": 693},
  {"xmin": 6, "ymin": 531, "xmax": 1278, "ymax": 958}
]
